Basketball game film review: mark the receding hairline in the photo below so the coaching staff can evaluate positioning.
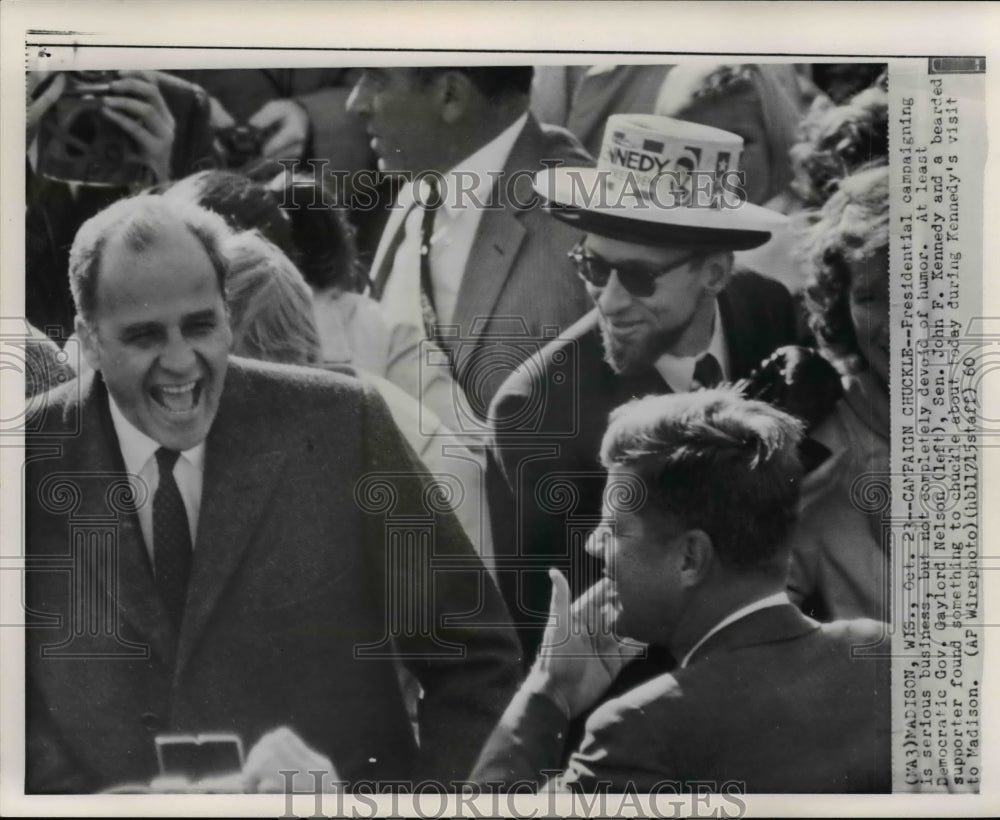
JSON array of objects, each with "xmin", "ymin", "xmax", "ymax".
[{"xmin": 90, "ymin": 210, "xmax": 227, "ymax": 313}]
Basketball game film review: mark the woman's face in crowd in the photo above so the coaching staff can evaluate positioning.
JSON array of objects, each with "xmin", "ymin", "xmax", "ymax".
[{"xmin": 847, "ymin": 245, "xmax": 890, "ymax": 390}]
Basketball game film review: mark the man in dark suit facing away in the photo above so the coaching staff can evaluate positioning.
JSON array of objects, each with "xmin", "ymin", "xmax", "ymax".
[
  {"xmin": 488, "ymin": 115, "xmax": 797, "ymax": 658},
  {"xmin": 24, "ymin": 194, "xmax": 521, "ymax": 793},
  {"xmin": 472, "ymin": 389, "xmax": 890, "ymax": 793}
]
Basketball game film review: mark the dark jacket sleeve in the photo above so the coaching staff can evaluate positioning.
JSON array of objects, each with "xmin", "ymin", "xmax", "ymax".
[
  {"xmin": 26, "ymin": 686, "xmax": 99, "ymax": 794},
  {"xmin": 469, "ymin": 686, "xmax": 571, "ymax": 788},
  {"xmin": 359, "ymin": 381, "xmax": 523, "ymax": 784}
]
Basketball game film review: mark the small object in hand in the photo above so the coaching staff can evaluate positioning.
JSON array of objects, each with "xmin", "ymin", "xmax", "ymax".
[
  {"xmin": 218, "ymin": 124, "xmax": 266, "ymax": 170},
  {"xmin": 35, "ymin": 69, "xmax": 149, "ymax": 186},
  {"xmin": 155, "ymin": 732, "xmax": 245, "ymax": 782}
]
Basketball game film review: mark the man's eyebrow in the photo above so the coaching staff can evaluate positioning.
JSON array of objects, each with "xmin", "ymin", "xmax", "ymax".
[
  {"xmin": 614, "ymin": 255, "xmax": 693, "ymax": 270},
  {"xmin": 118, "ymin": 320, "xmax": 162, "ymax": 337},
  {"xmin": 183, "ymin": 309, "xmax": 220, "ymax": 323}
]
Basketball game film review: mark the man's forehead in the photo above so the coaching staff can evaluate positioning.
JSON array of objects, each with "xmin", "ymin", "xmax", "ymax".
[{"xmin": 95, "ymin": 217, "xmax": 220, "ymax": 308}]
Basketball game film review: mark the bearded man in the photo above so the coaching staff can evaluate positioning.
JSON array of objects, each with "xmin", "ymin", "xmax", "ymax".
[{"xmin": 487, "ymin": 115, "xmax": 796, "ymax": 659}]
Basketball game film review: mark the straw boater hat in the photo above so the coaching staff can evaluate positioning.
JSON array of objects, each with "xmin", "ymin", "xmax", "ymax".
[{"xmin": 534, "ymin": 114, "xmax": 786, "ymax": 250}]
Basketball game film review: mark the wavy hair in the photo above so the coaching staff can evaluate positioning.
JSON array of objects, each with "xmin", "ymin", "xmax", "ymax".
[
  {"xmin": 797, "ymin": 163, "xmax": 889, "ymax": 370},
  {"xmin": 600, "ymin": 388, "xmax": 804, "ymax": 573},
  {"xmin": 222, "ymin": 230, "xmax": 322, "ymax": 367}
]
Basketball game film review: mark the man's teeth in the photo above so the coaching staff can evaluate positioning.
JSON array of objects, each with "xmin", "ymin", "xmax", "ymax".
[{"xmin": 155, "ymin": 382, "xmax": 198, "ymax": 413}]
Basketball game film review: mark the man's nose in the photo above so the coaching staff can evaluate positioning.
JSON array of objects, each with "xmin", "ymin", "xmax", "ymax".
[
  {"xmin": 345, "ymin": 81, "xmax": 369, "ymax": 118},
  {"xmin": 159, "ymin": 331, "xmax": 197, "ymax": 373},
  {"xmin": 585, "ymin": 525, "xmax": 612, "ymax": 560},
  {"xmin": 595, "ymin": 271, "xmax": 634, "ymax": 316}
]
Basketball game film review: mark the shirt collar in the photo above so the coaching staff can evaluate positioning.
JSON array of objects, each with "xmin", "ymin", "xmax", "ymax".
[
  {"xmin": 679, "ymin": 591, "xmax": 791, "ymax": 668},
  {"xmin": 404, "ymin": 112, "xmax": 529, "ymax": 217},
  {"xmin": 653, "ymin": 300, "xmax": 728, "ymax": 393},
  {"xmin": 107, "ymin": 392, "xmax": 206, "ymax": 475}
]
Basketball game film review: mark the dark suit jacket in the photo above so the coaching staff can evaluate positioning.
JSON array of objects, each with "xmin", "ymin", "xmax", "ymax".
[
  {"xmin": 487, "ymin": 271, "xmax": 797, "ymax": 658},
  {"xmin": 471, "ymin": 605, "xmax": 891, "ymax": 793},
  {"xmin": 370, "ymin": 113, "xmax": 592, "ymax": 415},
  {"xmin": 25, "ymin": 358, "xmax": 521, "ymax": 793}
]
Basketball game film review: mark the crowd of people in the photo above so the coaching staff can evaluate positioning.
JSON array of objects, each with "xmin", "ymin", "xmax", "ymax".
[{"xmin": 24, "ymin": 62, "xmax": 892, "ymax": 794}]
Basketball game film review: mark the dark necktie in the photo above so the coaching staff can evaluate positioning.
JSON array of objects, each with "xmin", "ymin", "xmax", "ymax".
[
  {"xmin": 692, "ymin": 352, "xmax": 723, "ymax": 390},
  {"xmin": 153, "ymin": 447, "xmax": 192, "ymax": 628},
  {"xmin": 418, "ymin": 177, "xmax": 443, "ymax": 344}
]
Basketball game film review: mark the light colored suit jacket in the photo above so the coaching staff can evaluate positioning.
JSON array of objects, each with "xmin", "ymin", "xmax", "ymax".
[
  {"xmin": 370, "ymin": 113, "xmax": 592, "ymax": 416},
  {"xmin": 25, "ymin": 358, "xmax": 521, "ymax": 792}
]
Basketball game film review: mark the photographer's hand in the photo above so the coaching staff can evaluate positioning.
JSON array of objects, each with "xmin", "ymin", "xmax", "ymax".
[
  {"xmin": 101, "ymin": 70, "xmax": 176, "ymax": 184},
  {"xmin": 207, "ymin": 94, "xmax": 236, "ymax": 131},
  {"xmin": 247, "ymin": 98, "xmax": 310, "ymax": 160}
]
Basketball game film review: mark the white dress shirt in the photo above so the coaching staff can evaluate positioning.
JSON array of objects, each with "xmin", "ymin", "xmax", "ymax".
[
  {"xmin": 679, "ymin": 591, "xmax": 791, "ymax": 668},
  {"xmin": 379, "ymin": 112, "xmax": 529, "ymax": 334},
  {"xmin": 107, "ymin": 396, "xmax": 205, "ymax": 563},
  {"xmin": 652, "ymin": 301, "xmax": 730, "ymax": 393}
]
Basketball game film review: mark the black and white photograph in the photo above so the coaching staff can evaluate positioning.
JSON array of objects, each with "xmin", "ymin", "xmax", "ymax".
[{"xmin": 1, "ymin": 2, "xmax": 996, "ymax": 816}]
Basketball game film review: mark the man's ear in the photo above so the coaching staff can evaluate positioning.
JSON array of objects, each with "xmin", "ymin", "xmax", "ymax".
[
  {"xmin": 436, "ymin": 70, "xmax": 476, "ymax": 124},
  {"xmin": 702, "ymin": 251, "xmax": 734, "ymax": 296},
  {"xmin": 677, "ymin": 529, "xmax": 715, "ymax": 588},
  {"xmin": 222, "ymin": 303, "xmax": 235, "ymax": 352},
  {"xmin": 75, "ymin": 316, "xmax": 102, "ymax": 373}
]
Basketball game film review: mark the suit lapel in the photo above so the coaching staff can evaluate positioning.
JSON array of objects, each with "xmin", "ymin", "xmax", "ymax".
[
  {"xmin": 369, "ymin": 207, "xmax": 410, "ymax": 300},
  {"xmin": 449, "ymin": 116, "xmax": 545, "ymax": 353},
  {"xmin": 75, "ymin": 376, "xmax": 177, "ymax": 663},
  {"xmin": 175, "ymin": 366, "xmax": 289, "ymax": 675},
  {"xmin": 447, "ymin": 209, "xmax": 526, "ymax": 355}
]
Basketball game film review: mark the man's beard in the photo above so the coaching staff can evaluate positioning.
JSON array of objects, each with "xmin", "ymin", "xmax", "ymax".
[{"xmin": 599, "ymin": 320, "xmax": 684, "ymax": 376}]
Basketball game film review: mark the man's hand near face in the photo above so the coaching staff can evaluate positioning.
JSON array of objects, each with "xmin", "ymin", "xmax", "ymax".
[{"xmin": 528, "ymin": 568, "xmax": 645, "ymax": 720}]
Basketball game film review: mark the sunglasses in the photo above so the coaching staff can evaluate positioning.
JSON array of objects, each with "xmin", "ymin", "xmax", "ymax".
[{"xmin": 567, "ymin": 242, "xmax": 701, "ymax": 298}]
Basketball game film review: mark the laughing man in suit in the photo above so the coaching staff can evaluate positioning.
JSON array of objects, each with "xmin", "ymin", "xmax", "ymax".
[
  {"xmin": 472, "ymin": 389, "xmax": 890, "ymax": 793},
  {"xmin": 488, "ymin": 116, "xmax": 797, "ymax": 658},
  {"xmin": 24, "ymin": 194, "xmax": 521, "ymax": 793}
]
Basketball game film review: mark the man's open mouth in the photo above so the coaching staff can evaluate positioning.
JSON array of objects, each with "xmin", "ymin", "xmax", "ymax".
[{"xmin": 150, "ymin": 380, "xmax": 202, "ymax": 415}]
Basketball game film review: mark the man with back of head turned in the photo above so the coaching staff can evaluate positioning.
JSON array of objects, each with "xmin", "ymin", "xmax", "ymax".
[
  {"xmin": 24, "ymin": 194, "xmax": 521, "ymax": 793},
  {"xmin": 471, "ymin": 389, "xmax": 891, "ymax": 793}
]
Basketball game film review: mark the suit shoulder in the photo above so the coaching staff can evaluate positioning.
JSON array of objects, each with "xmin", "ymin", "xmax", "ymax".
[
  {"xmin": 537, "ymin": 123, "xmax": 594, "ymax": 166},
  {"xmin": 489, "ymin": 312, "xmax": 600, "ymax": 412},
  {"xmin": 729, "ymin": 267, "xmax": 793, "ymax": 303},
  {"xmin": 586, "ymin": 672, "xmax": 686, "ymax": 734},
  {"xmin": 26, "ymin": 374, "xmax": 87, "ymax": 437},
  {"xmin": 820, "ymin": 617, "xmax": 889, "ymax": 647},
  {"xmin": 225, "ymin": 357, "xmax": 372, "ymax": 413}
]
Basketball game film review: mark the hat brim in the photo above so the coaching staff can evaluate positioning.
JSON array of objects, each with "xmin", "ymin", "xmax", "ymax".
[{"xmin": 534, "ymin": 166, "xmax": 783, "ymax": 251}]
